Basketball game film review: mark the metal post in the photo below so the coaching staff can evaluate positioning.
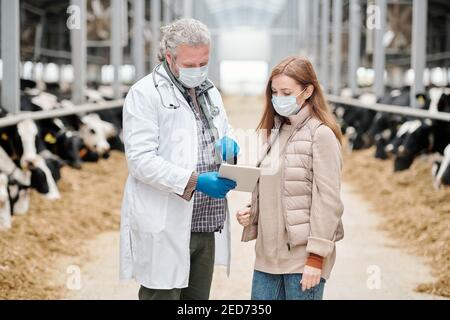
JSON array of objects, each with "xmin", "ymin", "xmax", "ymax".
[
  {"xmin": 209, "ymin": 33, "xmax": 220, "ymax": 88},
  {"xmin": 111, "ymin": 0, "xmax": 123, "ymax": 99},
  {"xmin": 151, "ymin": 0, "xmax": 161, "ymax": 68},
  {"xmin": 133, "ymin": 0, "xmax": 146, "ymax": 80},
  {"xmin": 183, "ymin": 0, "xmax": 193, "ymax": 18},
  {"xmin": 304, "ymin": 1, "xmax": 311, "ymax": 56},
  {"xmin": 374, "ymin": 0, "xmax": 386, "ymax": 98},
  {"xmin": 332, "ymin": 0, "xmax": 343, "ymax": 96},
  {"xmin": 411, "ymin": 0, "xmax": 428, "ymax": 107},
  {"xmin": 298, "ymin": 0, "xmax": 307, "ymax": 56},
  {"xmin": 348, "ymin": 0, "xmax": 361, "ymax": 96},
  {"xmin": 320, "ymin": 0, "xmax": 330, "ymax": 93},
  {"xmin": 70, "ymin": 0, "xmax": 87, "ymax": 105},
  {"xmin": 311, "ymin": 0, "xmax": 320, "ymax": 68},
  {"xmin": 1, "ymin": 0, "xmax": 20, "ymax": 114},
  {"xmin": 163, "ymin": 0, "xmax": 172, "ymax": 24}
]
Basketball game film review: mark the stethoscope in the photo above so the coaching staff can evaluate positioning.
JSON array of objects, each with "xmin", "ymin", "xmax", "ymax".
[{"xmin": 152, "ymin": 63, "xmax": 220, "ymax": 118}]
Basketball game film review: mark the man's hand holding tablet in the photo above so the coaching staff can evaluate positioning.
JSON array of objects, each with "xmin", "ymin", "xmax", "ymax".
[{"xmin": 218, "ymin": 164, "xmax": 261, "ymax": 192}]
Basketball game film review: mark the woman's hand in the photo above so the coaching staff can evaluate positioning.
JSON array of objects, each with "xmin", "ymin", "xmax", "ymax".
[
  {"xmin": 301, "ymin": 265, "xmax": 322, "ymax": 291},
  {"xmin": 236, "ymin": 208, "xmax": 251, "ymax": 227}
]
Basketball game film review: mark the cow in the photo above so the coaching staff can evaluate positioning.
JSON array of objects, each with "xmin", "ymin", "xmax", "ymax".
[
  {"xmin": 0, "ymin": 173, "xmax": 10, "ymax": 230},
  {"xmin": 365, "ymin": 111, "xmax": 404, "ymax": 159},
  {"xmin": 0, "ymin": 146, "xmax": 32, "ymax": 230},
  {"xmin": 0, "ymin": 117, "xmax": 61, "ymax": 200},
  {"xmin": 94, "ymin": 108, "xmax": 124, "ymax": 152},
  {"xmin": 392, "ymin": 120, "xmax": 434, "ymax": 171},
  {"xmin": 331, "ymin": 89, "xmax": 376, "ymax": 150},
  {"xmin": 36, "ymin": 118, "xmax": 84, "ymax": 169},
  {"xmin": 60, "ymin": 111, "xmax": 116, "ymax": 160},
  {"xmin": 432, "ymin": 144, "xmax": 450, "ymax": 190},
  {"xmin": 84, "ymin": 89, "xmax": 124, "ymax": 152},
  {"xmin": 389, "ymin": 93, "xmax": 450, "ymax": 171},
  {"xmin": 0, "ymin": 147, "xmax": 31, "ymax": 219},
  {"xmin": 21, "ymin": 91, "xmax": 84, "ymax": 168},
  {"xmin": 344, "ymin": 93, "xmax": 377, "ymax": 151},
  {"xmin": 415, "ymin": 92, "xmax": 431, "ymax": 110},
  {"xmin": 384, "ymin": 120, "xmax": 424, "ymax": 157},
  {"xmin": 363, "ymin": 88, "xmax": 413, "ymax": 159}
]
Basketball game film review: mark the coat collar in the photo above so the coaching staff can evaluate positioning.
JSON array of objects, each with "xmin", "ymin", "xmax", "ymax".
[{"xmin": 154, "ymin": 62, "xmax": 189, "ymax": 109}]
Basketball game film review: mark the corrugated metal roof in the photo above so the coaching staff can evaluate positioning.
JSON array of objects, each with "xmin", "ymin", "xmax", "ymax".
[{"xmin": 204, "ymin": 0, "xmax": 287, "ymax": 28}]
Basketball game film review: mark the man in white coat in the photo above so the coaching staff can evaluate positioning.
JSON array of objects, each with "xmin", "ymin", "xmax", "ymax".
[{"xmin": 120, "ymin": 18, "xmax": 239, "ymax": 300}]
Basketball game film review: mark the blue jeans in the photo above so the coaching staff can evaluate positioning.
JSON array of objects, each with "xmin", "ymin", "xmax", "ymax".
[{"xmin": 251, "ymin": 270, "xmax": 326, "ymax": 300}]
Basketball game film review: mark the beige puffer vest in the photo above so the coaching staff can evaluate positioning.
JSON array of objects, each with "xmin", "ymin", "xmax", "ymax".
[{"xmin": 242, "ymin": 105, "xmax": 344, "ymax": 250}]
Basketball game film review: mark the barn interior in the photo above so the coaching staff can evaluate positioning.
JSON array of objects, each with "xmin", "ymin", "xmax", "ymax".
[{"xmin": 0, "ymin": 0, "xmax": 449, "ymax": 300}]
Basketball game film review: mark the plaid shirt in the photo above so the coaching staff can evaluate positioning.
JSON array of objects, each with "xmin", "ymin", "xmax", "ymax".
[{"xmin": 188, "ymin": 90, "xmax": 226, "ymax": 233}]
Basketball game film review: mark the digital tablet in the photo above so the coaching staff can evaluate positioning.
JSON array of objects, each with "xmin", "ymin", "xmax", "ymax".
[{"xmin": 218, "ymin": 163, "xmax": 261, "ymax": 192}]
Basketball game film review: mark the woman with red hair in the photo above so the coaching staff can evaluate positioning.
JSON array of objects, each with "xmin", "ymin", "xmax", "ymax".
[{"xmin": 236, "ymin": 56, "xmax": 344, "ymax": 300}]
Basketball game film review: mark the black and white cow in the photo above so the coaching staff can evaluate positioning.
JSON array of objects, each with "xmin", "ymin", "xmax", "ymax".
[
  {"xmin": 364, "ymin": 88, "xmax": 413, "ymax": 159},
  {"xmin": 366, "ymin": 112, "xmax": 404, "ymax": 159},
  {"xmin": 0, "ymin": 145, "xmax": 31, "ymax": 230},
  {"xmin": 22, "ymin": 90, "xmax": 91, "ymax": 168},
  {"xmin": 94, "ymin": 109, "xmax": 124, "ymax": 152},
  {"xmin": 391, "ymin": 120, "xmax": 434, "ymax": 171},
  {"xmin": 28, "ymin": 86, "xmax": 124, "ymax": 156},
  {"xmin": 389, "ymin": 94, "xmax": 450, "ymax": 171},
  {"xmin": 0, "ymin": 117, "xmax": 61, "ymax": 200},
  {"xmin": 36, "ymin": 118, "xmax": 84, "ymax": 169},
  {"xmin": 24, "ymin": 91, "xmax": 85, "ymax": 168},
  {"xmin": 432, "ymin": 144, "xmax": 450, "ymax": 190},
  {"xmin": 84, "ymin": 89, "xmax": 124, "ymax": 152},
  {"xmin": 0, "ymin": 173, "xmax": 10, "ymax": 230},
  {"xmin": 345, "ymin": 93, "xmax": 377, "ymax": 150},
  {"xmin": 60, "ymin": 110, "xmax": 117, "ymax": 160},
  {"xmin": 384, "ymin": 120, "xmax": 424, "ymax": 157}
]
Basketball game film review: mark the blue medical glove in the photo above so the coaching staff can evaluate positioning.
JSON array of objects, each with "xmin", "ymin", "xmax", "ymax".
[
  {"xmin": 196, "ymin": 172, "xmax": 237, "ymax": 199},
  {"xmin": 215, "ymin": 136, "xmax": 240, "ymax": 162}
]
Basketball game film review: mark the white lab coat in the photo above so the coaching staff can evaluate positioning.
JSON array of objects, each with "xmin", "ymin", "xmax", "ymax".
[{"xmin": 119, "ymin": 66, "xmax": 234, "ymax": 289}]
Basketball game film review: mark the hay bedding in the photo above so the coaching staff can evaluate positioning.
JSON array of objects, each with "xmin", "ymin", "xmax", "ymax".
[
  {"xmin": 0, "ymin": 151, "xmax": 127, "ymax": 299},
  {"xmin": 343, "ymin": 147, "xmax": 450, "ymax": 298}
]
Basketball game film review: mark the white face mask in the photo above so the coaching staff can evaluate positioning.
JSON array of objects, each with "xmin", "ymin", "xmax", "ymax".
[
  {"xmin": 272, "ymin": 88, "xmax": 307, "ymax": 117},
  {"xmin": 177, "ymin": 64, "xmax": 209, "ymax": 88}
]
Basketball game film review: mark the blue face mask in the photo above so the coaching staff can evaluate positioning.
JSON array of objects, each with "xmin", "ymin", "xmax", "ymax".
[{"xmin": 272, "ymin": 88, "xmax": 307, "ymax": 117}]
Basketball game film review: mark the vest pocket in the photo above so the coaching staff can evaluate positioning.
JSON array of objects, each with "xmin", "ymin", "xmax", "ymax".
[{"xmin": 288, "ymin": 222, "xmax": 310, "ymax": 246}]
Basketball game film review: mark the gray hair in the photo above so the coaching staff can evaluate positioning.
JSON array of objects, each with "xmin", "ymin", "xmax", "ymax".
[{"xmin": 158, "ymin": 18, "xmax": 211, "ymax": 62}]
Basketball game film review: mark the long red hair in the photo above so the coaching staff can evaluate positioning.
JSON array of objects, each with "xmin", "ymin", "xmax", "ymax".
[{"xmin": 257, "ymin": 56, "xmax": 343, "ymax": 144}]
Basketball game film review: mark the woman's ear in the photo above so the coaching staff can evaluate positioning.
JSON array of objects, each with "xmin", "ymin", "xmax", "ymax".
[{"xmin": 305, "ymin": 84, "xmax": 314, "ymax": 99}]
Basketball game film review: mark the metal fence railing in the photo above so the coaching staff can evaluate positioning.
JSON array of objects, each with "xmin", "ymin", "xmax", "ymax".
[
  {"xmin": 326, "ymin": 94, "xmax": 450, "ymax": 122},
  {"xmin": 0, "ymin": 99, "xmax": 124, "ymax": 128}
]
